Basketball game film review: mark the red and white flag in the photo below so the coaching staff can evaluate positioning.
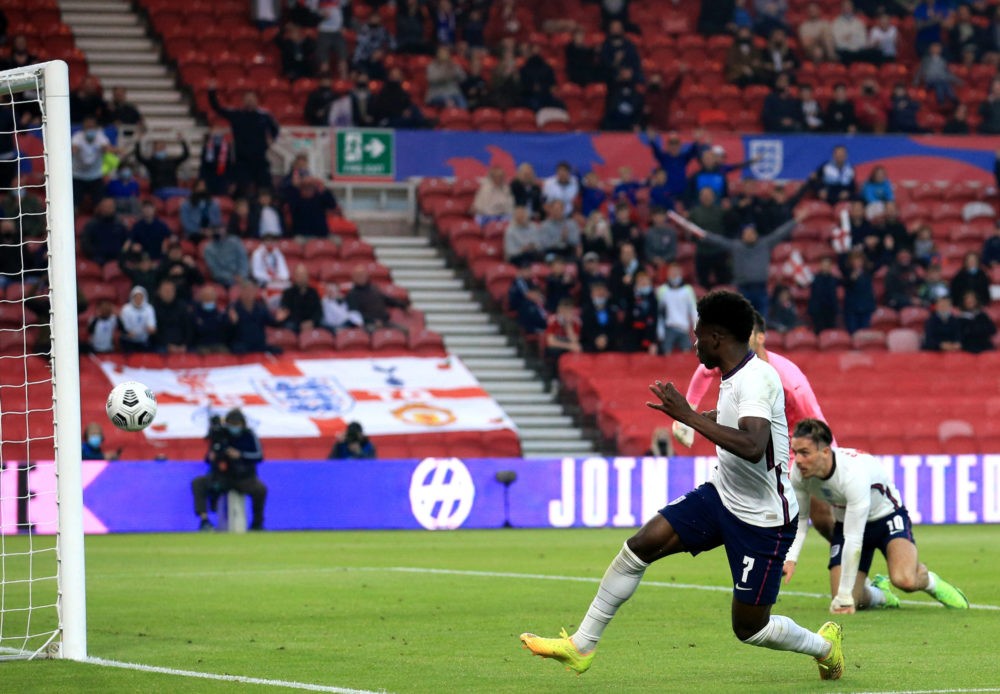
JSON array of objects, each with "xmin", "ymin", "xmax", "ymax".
[
  {"xmin": 831, "ymin": 208, "xmax": 851, "ymax": 254},
  {"xmin": 667, "ymin": 210, "xmax": 707, "ymax": 239},
  {"xmin": 782, "ymin": 248, "xmax": 814, "ymax": 286}
]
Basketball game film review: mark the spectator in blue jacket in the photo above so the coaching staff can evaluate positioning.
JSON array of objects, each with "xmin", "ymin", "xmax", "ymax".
[
  {"xmin": 81, "ymin": 197, "xmax": 128, "ymax": 266},
  {"xmin": 329, "ymin": 421, "xmax": 377, "ymax": 459},
  {"xmin": 644, "ymin": 127, "xmax": 706, "ymax": 199},
  {"xmin": 128, "ymin": 199, "xmax": 172, "ymax": 261},
  {"xmin": 861, "ymin": 165, "xmax": 894, "ymax": 204},
  {"xmin": 191, "ymin": 284, "xmax": 230, "ymax": 354},
  {"xmin": 840, "ymin": 249, "xmax": 876, "ymax": 333},
  {"xmin": 286, "ymin": 177, "xmax": 340, "ymax": 237},
  {"xmin": 179, "ymin": 179, "xmax": 223, "ymax": 242}
]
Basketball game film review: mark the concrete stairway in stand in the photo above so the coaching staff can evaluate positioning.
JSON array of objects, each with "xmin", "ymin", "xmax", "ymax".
[
  {"xmin": 364, "ymin": 234, "xmax": 596, "ymax": 458},
  {"xmin": 58, "ymin": 0, "xmax": 197, "ymax": 131}
]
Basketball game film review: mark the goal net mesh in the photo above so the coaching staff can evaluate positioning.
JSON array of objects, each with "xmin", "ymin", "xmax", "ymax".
[{"xmin": 0, "ymin": 65, "xmax": 65, "ymax": 660}]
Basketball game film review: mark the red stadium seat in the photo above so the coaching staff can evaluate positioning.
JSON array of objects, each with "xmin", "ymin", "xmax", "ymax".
[
  {"xmin": 369, "ymin": 328, "xmax": 408, "ymax": 352},
  {"xmin": 334, "ymin": 327, "xmax": 370, "ymax": 351},
  {"xmin": 869, "ymin": 307, "xmax": 900, "ymax": 330},
  {"xmin": 899, "ymin": 306, "xmax": 930, "ymax": 328},
  {"xmin": 407, "ymin": 328, "xmax": 446, "ymax": 355},
  {"xmin": 886, "ymin": 328, "xmax": 920, "ymax": 353},
  {"xmin": 299, "ymin": 328, "xmax": 336, "ymax": 352},
  {"xmin": 818, "ymin": 329, "xmax": 853, "ymax": 351},
  {"xmin": 851, "ymin": 329, "xmax": 887, "ymax": 351}
]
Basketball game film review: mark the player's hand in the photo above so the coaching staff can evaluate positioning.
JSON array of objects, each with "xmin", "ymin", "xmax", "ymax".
[
  {"xmin": 672, "ymin": 420, "xmax": 694, "ymax": 447},
  {"xmin": 782, "ymin": 561, "xmax": 796, "ymax": 584},
  {"xmin": 646, "ymin": 380, "xmax": 693, "ymax": 422},
  {"xmin": 830, "ymin": 596, "xmax": 856, "ymax": 614},
  {"xmin": 702, "ymin": 409, "xmax": 718, "ymax": 422}
]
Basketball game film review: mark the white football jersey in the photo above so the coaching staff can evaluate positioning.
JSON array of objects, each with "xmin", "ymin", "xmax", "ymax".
[{"xmin": 711, "ymin": 352, "xmax": 797, "ymax": 528}]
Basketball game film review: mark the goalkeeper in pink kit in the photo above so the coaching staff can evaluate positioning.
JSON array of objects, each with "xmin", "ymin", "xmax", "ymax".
[{"xmin": 674, "ymin": 311, "xmax": 836, "ymax": 541}]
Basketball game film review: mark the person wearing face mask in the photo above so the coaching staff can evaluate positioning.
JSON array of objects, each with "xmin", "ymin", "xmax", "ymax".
[
  {"xmin": 192, "ymin": 408, "xmax": 267, "ymax": 531},
  {"xmin": 180, "ymin": 179, "xmax": 224, "ymax": 243},
  {"xmin": 580, "ymin": 281, "xmax": 621, "ymax": 353},
  {"xmin": 655, "ymin": 262, "xmax": 697, "ymax": 354},
  {"xmin": 949, "ymin": 251, "xmax": 990, "ymax": 307},
  {"xmin": 623, "ymin": 270, "xmax": 658, "ymax": 354},
  {"xmin": 134, "ymin": 134, "xmax": 189, "ymax": 199},
  {"xmin": 191, "ymin": 284, "xmax": 230, "ymax": 354},
  {"xmin": 644, "ymin": 426, "xmax": 674, "ymax": 457},
  {"xmin": 202, "ymin": 224, "xmax": 249, "ymax": 288},
  {"xmin": 207, "ymin": 83, "xmax": 280, "ymax": 195},
  {"xmin": 82, "ymin": 423, "xmax": 119, "ymax": 461},
  {"xmin": 105, "ymin": 165, "xmax": 141, "ymax": 215},
  {"xmin": 71, "ymin": 115, "xmax": 114, "ymax": 212}
]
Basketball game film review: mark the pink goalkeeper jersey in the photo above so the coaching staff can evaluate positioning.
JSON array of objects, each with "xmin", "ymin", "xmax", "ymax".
[{"xmin": 684, "ymin": 350, "xmax": 831, "ymax": 440}]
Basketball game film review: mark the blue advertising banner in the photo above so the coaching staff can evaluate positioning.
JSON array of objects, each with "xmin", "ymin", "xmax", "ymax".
[{"xmin": 3, "ymin": 455, "xmax": 998, "ymax": 533}]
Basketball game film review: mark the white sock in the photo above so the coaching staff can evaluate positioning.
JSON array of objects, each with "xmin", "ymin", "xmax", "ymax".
[
  {"xmin": 571, "ymin": 542, "xmax": 648, "ymax": 652},
  {"xmin": 865, "ymin": 585, "xmax": 887, "ymax": 608},
  {"xmin": 742, "ymin": 615, "xmax": 830, "ymax": 658},
  {"xmin": 924, "ymin": 571, "xmax": 937, "ymax": 594}
]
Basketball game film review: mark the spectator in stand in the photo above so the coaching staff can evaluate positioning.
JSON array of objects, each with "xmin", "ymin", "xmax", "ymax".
[
  {"xmin": 655, "ymin": 262, "xmax": 697, "ymax": 353},
  {"xmin": 179, "ymin": 179, "xmax": 223, "ymax": 243},
  {"xmin": 276, "ymin": 263, "xmax": 323, "ymax": 333},
  {"xmin": 833, "ymin": 0, "xmax": 873, "ymax": 63},
  {"xmin": 543, "ymin": 255, "xmax": 577, "ymax": 314},
  {"xmin": 250, "ymin": 231, "xmax": 290, "ymax": 289},
  {"xmin": 858, "ymin": 224, "xmax": 891, "ymax": 271},
  {"xmin": 580, "ymin": 281, "xmax": 620, "ymax": 352},
  {"xmin": 861, "ymin": 166, "xmax": 895, "ymax": 205},
  {"xmin": 504, "ymin": 206, "xmax": 542, "ymax": 265},
  {"xmin": 203, "ymin": 225, "xmax": 249, "ymax": 288},
  {"xmin": 982, "ymin": 220, "xmax": 1000, "ymax": 267},
  {"xmin": 104, "ymin": 86, "xmax": 143, "ymax": 131},
  {"xmin": 489, "ymin": 50, "xmax": 522, "ymax": 110},
  {"xmin": 286, "ymin": 177, "xmax": 339, "ymax": 238},
  {"xmin": 808, "ymin": 256, "xmax": 840, "ymax": 333},
  {"xmin": 609, "ymin": 241, "xmax": 641, "ymax": 301},
  {"xmin": 824, "ymin": 83, "xmax": 858, "ymax": 133},
  {"xmin": 199, "ymin": 130, "xmax": 235, "ymax": 196},
  {"xmin": 950, "ymin": 5, "xmax": 986, "ymax": 61},
  {"xmin": 151, "ymin": 279, "xmax": 192, "ymax": 354},
  {"xmin": 950, "ymin": 250, "xmax": 991, "ymax": 306},
  {"xmin": 69, "ymin": 76, "xmax": 108, "ymax": 124},
  {"xmin": 541, "ymin": 162, "xmax": 579, "ymax": 217},
  {"xmin": 647, "ymin": 168, "xmax": 674, "ymax": 212},
  {"xmin": 207, "ymin": 86, "xmax": 280, "ymax": 194},
  {"xmin": 645, "ymin": 207, "xmax": 677, "ymax": 272},
  {"xmin": 800, "ymin": 84, "xmax": 825, "ymax": 132},
  {"xmin": 601, "ymin": 67, "xmax": 644, "ymax": 131},
  {"xmin": 276, "ymin": 23, "xmax": 317, "ymax": 80},
  {"xmin": 539, "ymin": 199, "xmax": 582, "ymax": 259},
  {"xmin": 156, "ymin": 241, "xmax": 203, "ymax": 302},
  {"xmin": 371, "ymin": 67, "xmax": 431, "ymax": 128},
  {"xmin": 622, "ymin": 270, "xmax": 658, "ymax": 354},
  {"xmin": 979, "ymin": 79, "xmax": 1000, "ymax": 134},
  {"xmin": 106, "ymin": 166, "xmax": 140, "ymax": 216},
  {"xmin": 696, "ymin": 214, "xmax": 802, "ymax": 316},
  {"xmin": 565, "ymin": 28, "xmax": 599, "ymax": 86},
  {"xmin": 433, "ymin": 0, "xmax": 457, "ymax": 45},
  {"xmin": 81, "ymin": 197, "xmax": 128, "ymax": 266},
  {"xmin": 731, "ymin": 0, "xmax": 753, "ymax": 31},
  {"xmin": 516, "ymin": 284, "xmax": 548, "ymax": 336},
  {"xmin": 915, "ymin": 42, "xmax": 960, "ymax": 105},
  {"xmin": 348, "ymin": 72, "xmax": 376, "ymax": 127},
  {"xmin": 396, "ymin": 0, "xmax": 431, "ymax": 55},
  {"xmin": 119, "ymin": 245, "xmax": 158, "ymax": 295},
  {"xmin": 579, "ymin": 171, "xmax": 608, "ymax": 217},
  {"xmin": 425, "ymin": 45, "xmax": 467, "ymax": 109},
  {"xmin": 726, "ymin": 26, "xmax": 764, "ymax": 86},
  {"xmin": 353, "ymin": 12, "xmax": 394, "ymax": 77},
  {"xmin": 761, "ymin": 73, "xmax": 803, "ymax": 132},
  {"xmin": 3, "ymin": 34, "xmax": 35, "ymax": 71},
  {"xmin": 841, "ymin": 248, "xmax": 876, "ymax": 333},
  {"xmin": 887, "ymin": 83, "xmax": 924, "ymax": 133},
  {"xmin": 599, "ymin": 20, "xmax": 643, "ymax": 85},
  {"xmin": 257, "ymin": 189, "xmax": 284, "ymax": 238},
  {"xmin": 609, "ymin": 203, "xmax": 642, "ymax": 252},
  {"xmin": 85, "ymin": 299, "xmax": 121, "ymax": 354},
  {"xmin": 508, "ymin": 261, "xmax": 539, "ymax": 315},
  {"xmin": 913, "ymin": 225, "xmax": 940, "ymax": 267},
  {"xmin": 754, "ymin": 0, "xmax": 790, "ymax": 38},
  {"xmin": 330, "ymin": 421, "xmax": 376, "ymax": 459},
  {"xmin": 472, "ymin": 166, "xmax": 515, "ymax": 226},
  {"xmin": 913, "ymin": 0, "xmax": 953, "ymax": 57},
  {"xmin": 767, "ymin": 284, "xmax": 801, "ymax": 333},
  {"xmin": 944, "ymin": 103, "xmax": 971, "ymax": 134},
  {"xmin": 685, "ymin": 147, "xmax": 733, "ymax": 205},
  {"xmin": 643, "ymin": 72, "xmax": 684, "ymax": 131},
  {"xmin": 128, "ymin": 199, "xmax": 171, "ymax": 261},
  {"xmin": 71, "ymin": 116, "xmax": 113, "ymax": 211},
  {"xmin": 544, "ymin": 297, "xmax": 582, "ymax": 365},
  {"xmin": 855, "ymin": 79, "xmax": 886, "ymax": 132},
  {"xmin": 688, "ymin": 186, "xmax": 733, "ymax": 288},
  {"xmin": 578, "ymin": 250, "xmax": 609, "ymax": 298},
  {"xmin": 346, "ymin": 264, "xmax": 409, "ymax": 329},
  {"xmin": 191, "ymin": 284, "xmax": 230, "ymax": 354},
  {"xmin": 752, "ymin": 180, "xmax": 799, "ymax": 231},
  {"xmin": 320, "ymin": 282, "xmax": 363, "ymax": 333},
  {"xmin": 868, "ymin": 10, "xmax": 899, "ymax": 63},
  {"xmin": 957, "ymin": 290, "xmax": 996, "ymax": 353},
  {"xmin": 759, "ymin": 28, "xmax": 798, "ymax": 86},
  {"xmin": 229, "ymin": 280, "xmax": 279, "ymax": 354},
  {"xmin": 883, "ymin": 248, "xmax": 922, "ymax": 309},
  {"xmin": 882, "ymin": 201, "xmax": 912, "ymax": 251},
  {"xmin": 646, "ymin": 128, "xmax": 706, "ymax": 200},
  {"xmin": 462, "ymin": 7, "xmax": 487, "ymax": 49},
  {"xmin": 811, "ymin": 144, "xmax": 856, "ymax": 202},
  {"xmin": 461, "ymin": 51, "xmax": 490, "ymax": 111},
  {"xmin": 304, "ymin": 74, "xmax": 338, "ymax": 126},
  {"xmin": 119, "ymin": 285, "xmax": 156, "ymax": 353},
  {"xmin": 82, "ymin": 422, "xmax": 117, "ymax": 461},
  {"xmin": 799, "ymin": 2, "xmax": 837, "ymax": 61},
  {"xmin": 922, "ymin": 295, "xmax": 962, "ymax": 351},
  {"xmin": 918, "ymin": 263, "xmax": 950, "ymax": 305},
  {"xmin": 315, "ymin": 0, "xmax": 349, "ymax": 79},
  {"xmin": 134, "ymin": 134, "xmax": 188, "ymax": 199},
  {"xmin": 520, "ymin": 43, "xmax": 558, "ymax": 112},
  {"xmin": 1, "ymin": 187, "xmax": 44, "ymax": 239},
  {"xmin": 226, "ymin": 197, "xmax": 257, "ymax": 238},
  {"xmin": 581, "ymin": 212, "xmax": 614, "ymax": 261},
  {"xmin": 510, "ymin": 162, "xmax": 543, "ymax": 218}
]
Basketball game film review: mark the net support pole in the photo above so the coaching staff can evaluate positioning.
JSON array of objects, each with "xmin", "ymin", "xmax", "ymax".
[{"xmin": 43, "ymin": 60, "xmax": 87, "ymax": 661}]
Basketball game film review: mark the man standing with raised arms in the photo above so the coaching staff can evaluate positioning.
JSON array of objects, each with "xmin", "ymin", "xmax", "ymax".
[
  {"xmin": 784, "ymin": 418, "xmax": 969, "ymax": 612},
  {"xmin": 674, "ymin": 311, "xmax": 837, "ymax": 543},
  {"xmin": 521, "ymin": 291, "xmax": 845, "ymax": 681}
]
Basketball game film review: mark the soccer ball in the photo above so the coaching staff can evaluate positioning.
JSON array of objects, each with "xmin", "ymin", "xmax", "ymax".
[{"xmin": 106, "ymin": 380, "xmax": 158, "ymax": 432}]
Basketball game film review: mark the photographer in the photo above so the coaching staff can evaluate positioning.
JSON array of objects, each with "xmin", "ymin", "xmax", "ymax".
[
  {"xmin": 329, "ymin": 421, "xmax": 376, "ymax": 459},
  {"xmin": 191, "ymin": 408, "xmax": 267, "ymax": 531}
]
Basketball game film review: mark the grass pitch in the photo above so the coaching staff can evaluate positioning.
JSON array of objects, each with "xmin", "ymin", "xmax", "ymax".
[{"xmin": 2, "ymin": 525, "xmax": 998, "ymax": 693}]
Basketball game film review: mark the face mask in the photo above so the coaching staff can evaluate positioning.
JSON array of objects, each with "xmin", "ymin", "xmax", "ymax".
[
  {"xmin": 668, "ymin": 276, "xmax": 682, "ymax": 287},
  {"xmin": 226, "ymin": 426, "xmax": 242, "ymax": 436},
  {"xmin": 154, "ymin": 150, "xmax": 168, "ymax": 160},
  {"xmin": 87, "ymin": 434, "xmax": 102, "ymax": 448},
  {"xmin": 85, "ymin": 130, "xmax": 97, "ymax": 141},
  {"xmin": 657, "ymin": 437, "xmax": 669, "ymax": 447},
  {"xmin": 202, "ymin": 301, "xmax": 216, "ymax": 311},
  {"xmin": 637, "ymin": 285, "xmax": 652, "ymax": 296},
  {"xmin": 120, "ymin": 168, "xmax": 132, "ymax": 179},
  {"xmin": 593, "ymin": 297, "xmax": 607, "ymax": 308}
]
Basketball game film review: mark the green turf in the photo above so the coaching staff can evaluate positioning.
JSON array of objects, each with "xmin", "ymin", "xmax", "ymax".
[{"xmin": 1, "ymin": 525, "xmax": 997, "ymax": 693}]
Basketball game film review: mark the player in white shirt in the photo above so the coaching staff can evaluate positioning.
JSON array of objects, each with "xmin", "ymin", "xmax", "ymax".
[
  {"xmin": 784, "ymin": 419, "xmax": 970, "ymax": 612},
  {"xmin": 521, "ymin": 291, "xmax": 845, "ymax": 681}
]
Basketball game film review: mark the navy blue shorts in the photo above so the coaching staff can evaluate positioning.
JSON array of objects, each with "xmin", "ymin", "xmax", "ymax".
[
  {"xmin": 828, "ymin": 507, "xmax": 914, "ymax": 574},
  {"xmin": 659, "ymin": 483, "xmax": 798, "ymax": 606}
]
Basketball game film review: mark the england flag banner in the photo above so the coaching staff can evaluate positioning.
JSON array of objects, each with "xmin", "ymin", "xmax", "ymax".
[{"xmin": 98, "ymin": 356, "xmax": 517, "ymax": 439}]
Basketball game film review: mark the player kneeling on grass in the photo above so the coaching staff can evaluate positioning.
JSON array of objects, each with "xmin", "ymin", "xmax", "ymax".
[
  {"xmin": 783, "ymin": 418, "xmax": 969, "ymax": 612},
  {"xmin": 521, "ymin": 291, "xmax": 845, "ymax": 681}
]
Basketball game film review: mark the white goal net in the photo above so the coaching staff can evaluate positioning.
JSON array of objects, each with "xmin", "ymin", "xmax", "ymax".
[{"xmin": 0, "ymin": 61, "xmax": 85, "ymax": 661}]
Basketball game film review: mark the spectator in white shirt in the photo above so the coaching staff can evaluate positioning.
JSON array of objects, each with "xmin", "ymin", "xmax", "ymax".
[
  {"xmin": 314, "ymin": 0, "xmax": 349, "ymax": 79},
  {"xmin": 119, "ymin": 285, "xmax": 157, "ymax": 353},
  {"xmin": 71, "ymin": 115, "xmax": 113, "ymax": 211},
  {"xmin": 832, "ymin": 0, "xmax": 869, "ymax": 64},
  {"xmin": 541, "ymin": 161, "xmax": 580, "ymax": 217},
  {"xmin": 320, "ymin": 282, "xmax": 363, "ymax": 333},
  {"xmin": 655, "ymin": 262, "xmax": 698, "ymax": 354},
  {"xmin": 868, "ymin": 11, "xmax": 898, "ymax": 62},
  {"xmin": 250, "ymin": 231, "xmax": 291, "ymax": 289},
  {"xmin": 257, "ymin": 189, "xmax": 283, "ymax": 237},
  {"xmin": 798, "ymin": 2, "xmax": 836, "ymax": 61}
]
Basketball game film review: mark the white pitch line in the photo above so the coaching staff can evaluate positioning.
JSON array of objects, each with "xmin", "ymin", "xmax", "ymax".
[
  {"xmin": 85, "ymin": 657, "xmax": 387, "ymax": 694},
  {"xmin": 853, "ymin": 690, "xmax": 1000, "ymax": 694}
]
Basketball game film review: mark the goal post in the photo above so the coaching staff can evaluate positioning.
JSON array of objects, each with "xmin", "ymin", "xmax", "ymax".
[{"xmin": 0, "ymin": 60, "xmax": 86, "ymax": 661}]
